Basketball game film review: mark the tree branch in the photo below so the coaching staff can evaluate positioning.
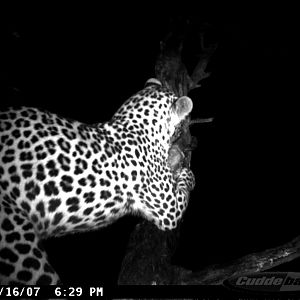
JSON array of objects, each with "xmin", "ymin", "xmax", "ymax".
[
  {"xmin": 118, "ymin": 18, "xmax": 300, "ymax": 288},
  {"xmin": 179, "ymin": 235, "xmax": 300, "ymax": 284}
]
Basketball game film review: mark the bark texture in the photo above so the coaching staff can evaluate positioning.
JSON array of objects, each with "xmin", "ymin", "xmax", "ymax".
[
  {"xmin": 118, "ymin": 19, "xmax": 300, "ymax": 287},
  {"xmin": 118, "ymin": 21, "xmax": 216, "ymax": 285}
]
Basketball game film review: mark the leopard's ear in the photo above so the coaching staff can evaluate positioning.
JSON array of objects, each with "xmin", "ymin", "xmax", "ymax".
[
  {"xmin": 144, "ymin": 78, "xmax": 162, "ymax": 88},
  {"xmin": 173, "ymin": 96, "xmax": 193, "ymax": 120}
]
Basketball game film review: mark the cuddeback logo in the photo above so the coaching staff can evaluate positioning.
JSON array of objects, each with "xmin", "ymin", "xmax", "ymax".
[{"xmin": 224, "ymin": 272, "xmax": 300, "ymax": 292}]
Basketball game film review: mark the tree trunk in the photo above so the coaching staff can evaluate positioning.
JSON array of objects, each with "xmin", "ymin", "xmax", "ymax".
[
  {"xmin": 118, "ymin": 20, "xmax": 216, "ymax": 286},
  {"xmin": 117, "ymin": 18, "xmax": 300, "ymax": 287}
]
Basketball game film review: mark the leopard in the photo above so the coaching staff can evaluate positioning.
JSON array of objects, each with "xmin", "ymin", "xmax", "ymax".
[{"xmin": 0, "ymin": 78, "xmax": 195, "ymax": 285}]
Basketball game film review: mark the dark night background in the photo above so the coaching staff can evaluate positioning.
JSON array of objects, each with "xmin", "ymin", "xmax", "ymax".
[{"xmin": 1, "ymin": 10, "xmax": 299, "ymax": 286}]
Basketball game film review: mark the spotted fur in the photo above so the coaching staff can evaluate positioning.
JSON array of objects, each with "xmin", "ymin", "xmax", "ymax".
[{"xmin": 0, "ymin": 79, "xmax": 195, "ymax": 284}]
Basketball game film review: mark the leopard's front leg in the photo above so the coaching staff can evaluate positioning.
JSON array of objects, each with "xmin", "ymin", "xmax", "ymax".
[
  {"xmin": 142, "ymin": 166, "xmax": 195, "ymax": 231},
  {"xmin": 173, "ymin": 167, "xmax": 195, "ymax": 224}
]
